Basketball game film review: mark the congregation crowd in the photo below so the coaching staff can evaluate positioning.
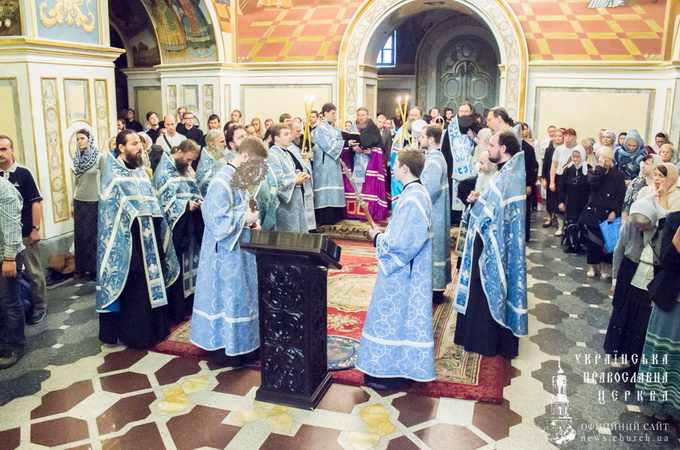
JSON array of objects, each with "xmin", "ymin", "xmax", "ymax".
[{"xmin": 1, "ymin": 98, "xmax": 680, "ymax": 420}]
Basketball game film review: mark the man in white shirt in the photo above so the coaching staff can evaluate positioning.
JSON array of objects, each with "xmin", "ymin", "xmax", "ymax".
[{"xmin": 156, "ymin": 115, "xmax": 187, "ymax": 153}]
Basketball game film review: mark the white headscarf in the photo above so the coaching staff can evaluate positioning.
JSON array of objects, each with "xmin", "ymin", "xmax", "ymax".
[
  {"xmin": 628, "ymin": 195, "xmax": 666, "ymax": 246},
  {"xmin": 571, "ymin": 145, "xmax": 587, "ymax": 175}
]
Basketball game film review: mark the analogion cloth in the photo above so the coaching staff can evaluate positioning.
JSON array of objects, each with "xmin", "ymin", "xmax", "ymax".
[
  {"xmin": 455, "ymin": 152, "xmax": 528, "ymax": 337},
  {"xmin": 153, "ymin": 151, "xmax": 203, "ymax": 297},
  {"xmin": 311, "ymin": 120, "xmax": 345, "ymax": 209},
  {"xmin": 96, "ymin": 153, "xmax": 179, "ymax": 312},
  {"xmin": 341, "ymin": 149, "xmax": 389, "ymax": 222},
  {"xmin": 421, "ymin": 148, "xmax": 451, "ymax": 291},
  {"xmin": 190, "ymin": 164, "xmax": 259, "ymax": 356},
  {"xmin": 356, "ymin": 181, "xmax": 435, "ymax": 382},
  {"xmin": 342, "ymin": 121, "xmax": 389, "ymax": 221}
]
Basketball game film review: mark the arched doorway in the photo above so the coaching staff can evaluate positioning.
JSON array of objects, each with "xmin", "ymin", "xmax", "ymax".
[{"xmin": 338, "ymin": 0, "xmax": 527, "ymax": 121}]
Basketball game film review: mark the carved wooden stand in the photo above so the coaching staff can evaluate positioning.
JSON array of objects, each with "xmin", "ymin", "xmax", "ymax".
[{"xmin": 242, "ymin": 231, "xmax": 342, "ymax": 410}]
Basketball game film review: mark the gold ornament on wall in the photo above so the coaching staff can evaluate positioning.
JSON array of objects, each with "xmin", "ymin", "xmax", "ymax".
[
  {"xmin": 41, "ymin": 78, "xmax": 70, "ymax": 223},
  {"xmin": 39, "ymin": 0, "xmax": 96, "ymax": 33}
]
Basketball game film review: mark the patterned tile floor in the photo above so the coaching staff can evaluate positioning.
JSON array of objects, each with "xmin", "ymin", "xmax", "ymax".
[{"xmin": 0, "ymin": 213, "xmax": 678, "ymax": 449}]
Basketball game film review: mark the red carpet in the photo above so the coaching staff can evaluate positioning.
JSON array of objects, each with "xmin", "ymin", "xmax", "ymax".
[{"xmin": 152, "ymin": 239, "xmax": 505, "ymax": 403}]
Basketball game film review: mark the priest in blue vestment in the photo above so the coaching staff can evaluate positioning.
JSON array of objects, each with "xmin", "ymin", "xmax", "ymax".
[
  {"xmin": 97, "ymin": 130, "xmax": 180, "ymax": 349},
  {"xmin": 210, "ymin": 125, "xmax": 247, "ymax": 180},
  {"xmin": 440, "ymin": 103, "xmax": 476, "ymax": 224},
  {"xmin": 311, "ymin": 103, "xmax": 345, "ymax": 225},
  {"xmin": 454, "ymin": 130, "xmax": 528, "ymax": 359},
  {"xmin": 289, "ymin": 121, "xmax": 316, "ymax": 231},
  {"xmin": 268, "ymin": 123, "xmax": 309, "ymax": 233},
  {"xmin": 195, "ymin": 129, "xmax": 227, "ymax": 197},
  {"xmin": 418, "ymin": 125, "xmax": 451, "ymax": 304},
  {"xmin": 190, "ymin": 137, "xmax": 268, "ymax": 367},
  {"xmin": 152, "ymin": 140, "xmax": 204, "ymax": 323},
  {"xmin": 357, "ymin": 149, "xmax": 435, "ymax": 390}
]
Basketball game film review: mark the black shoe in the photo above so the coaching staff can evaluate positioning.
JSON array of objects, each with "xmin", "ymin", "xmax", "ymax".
[
  {"xmin": 364, "ymin": 374, "xmax": 413, "ymax": 391},
  {"xmin": 213, "ymin": 351, "xmax": 244, "ymax": 369},
  {"xmin": 433, "ymin": 291, "xmax": 445, "ymax": 304},
  {"xmin": 28, "ymin": 310, "xmax": 46, "ymax": 325},
  {"xmin": 541, "ymin": 220, "xmax": 553, "ymax": 228},
  {"xmin": 0, "ymin": 349, "xmax": 23, "ymax": 370}
]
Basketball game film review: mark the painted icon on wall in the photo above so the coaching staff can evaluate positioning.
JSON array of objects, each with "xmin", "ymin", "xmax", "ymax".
[{"xmin": 0, "ymin": 0, "xmax": 22, "ymax": 36}]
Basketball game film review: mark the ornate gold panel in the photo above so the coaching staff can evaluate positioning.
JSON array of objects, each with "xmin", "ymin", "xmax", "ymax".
[{"xmin": 40, "ymin": 77, "xmax": 69, "ymax": 223}]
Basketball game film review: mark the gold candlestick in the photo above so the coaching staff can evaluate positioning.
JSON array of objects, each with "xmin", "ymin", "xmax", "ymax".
[{"xmin": 301, "ymin": 95, "xmax": 314, "ymax": 157}]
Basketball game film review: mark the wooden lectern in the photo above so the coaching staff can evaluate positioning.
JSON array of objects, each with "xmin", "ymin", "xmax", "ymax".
[{"xmin": 242, "ymin": 230, "xmax": 342, "ymax": 410}]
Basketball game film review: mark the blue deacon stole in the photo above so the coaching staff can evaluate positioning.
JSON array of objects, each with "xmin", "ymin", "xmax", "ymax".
[
  {"xmin": 447, "ymin": 117, "xmax": 475, "ymax": 210},
  {"xmin": 153, "ymin": 151, "xmax": 203, "ymax": 297},
  {"xmin": 96, "ymin": 153, "xmax": 180, "ymax": 313},
  {"xmin": 454, "ymin": 151, "xmax": 528, "ymax": 337}
]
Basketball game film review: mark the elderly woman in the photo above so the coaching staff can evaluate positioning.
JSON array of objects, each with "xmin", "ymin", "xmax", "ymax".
[
  {"xmin": 580, "ymin": 137, "xmax": 597, "ymax": 168},
  {"xmin": 557, "ymin": 146, "xmax": 591, "ymax": 253},
  {"xmin": 638, "ymin": 163, "xmax": 680, "ymax": 212},
  {"xmin": 615, "ymin": 129, "xmax": 648, "ymax": 183},
  {"xmin": 621, "ymin": 154, "xmax": 663, "ymax": 222},
  {"xmin": 579, "ymin": 146, "xmax": 627, "ymax": 279},
  {"xmin": 604, "ymin": 196, "xmax": 666, "ymax": 372},
  {"xmin": 636, "ymin": 219, "xmax": 680, "ymax": 421},
  {"xmin": 71, "ymin": 129, "xmax": 105, "ymax": 280}
]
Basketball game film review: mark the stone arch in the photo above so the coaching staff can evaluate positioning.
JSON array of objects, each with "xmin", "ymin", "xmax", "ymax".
[{"xmin": 338, "ymin": 0, "xmax": 528, "ymax": 121}]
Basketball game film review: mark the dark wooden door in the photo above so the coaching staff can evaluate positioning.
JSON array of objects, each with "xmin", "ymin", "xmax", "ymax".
[{"xmin": 437, "ymin": 35, "xmax": 498, "ymax": 114}]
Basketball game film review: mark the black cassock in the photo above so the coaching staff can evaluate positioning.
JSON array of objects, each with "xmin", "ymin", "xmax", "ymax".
[
  {"xmin": 454, "ymin": 235, "xmax": 519, "ymax": 359},
  {"xmin": 166, "ymin": 205, "xmax": 204, "ymax": 324},
  {"xmin": 99, "ymin": 218, "xmax": 170, "ymax": 349}
]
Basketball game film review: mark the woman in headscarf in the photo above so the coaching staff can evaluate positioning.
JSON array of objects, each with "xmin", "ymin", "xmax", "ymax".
[
  {"xmin": 604, "ymin": 196, "xmax": 666, "ymax": 374},
  {"xmin": 579, "ymin": 146, "xmax": 627, "ymax": 279},
  {"xmin": 557, "ymin": 146, "xmax": 590, "ymax": 253},
  {"xmin": 581, "ymin": 137, "xmax": 597, "ymax": 168},
  {"xmin": 71, "ymin": 129, "xmax": 104, "ymax": 280},
  {"xmin": 621, "ymin": 154, "xmax": 663, "ymax": 222},
  {"xmin": 638, "ymin": 163, "xmax": 680, "ymax": 212},
  {"xmin": 615, "ymin": 129, "xmax": 648, "ymax": 183},
  {"xmin": 251, "ymin": 117, "xmax": 265, "ymax": 139},
  {"xmin": 636, "ymin": 219, "xmax": 680, "ymax": 421}
]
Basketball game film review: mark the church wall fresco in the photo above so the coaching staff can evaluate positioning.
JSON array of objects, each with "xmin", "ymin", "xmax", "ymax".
[
  {"xmin": 225, "ymin": 0, "xmax": 668, "ymax": 63},
  {"xmin": 0, "ymin": 0, "xmax": 22, "ymax": 36},
  {"xmin": 109, "ymin": 0, "xmax": 161, "ymax": 67},
  {"xmin": 140, "ymin": 0, "xmax": 218, "ymax": 63},
  {"xmin": 36, "ymin": 0, "xmax": 101, "ymax": 44}
]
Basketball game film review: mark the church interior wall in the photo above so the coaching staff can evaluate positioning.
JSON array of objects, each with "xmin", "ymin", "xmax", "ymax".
[
  {"xmin": 123, "ymin": 68, "xmax": 163, "ymax": 122},
  {"xmin": 0, "ymin": 0, "xmax": 677, "ymax": 266},
  {"xmin": 149, "ymin": 64, "xmax": 337, "ymax": 124},
  {"xmin": 526, "ymin": 64, "xmax": 678, "ymax": 143},
  {"xmin": 0, "ymin": 40, "xmax": 119, "ymax": 264}
]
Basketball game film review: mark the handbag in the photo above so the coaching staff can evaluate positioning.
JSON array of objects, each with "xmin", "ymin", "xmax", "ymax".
[{"xmin": 599, "ymin": 217, "xmax": 622, "ymax": 254}]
